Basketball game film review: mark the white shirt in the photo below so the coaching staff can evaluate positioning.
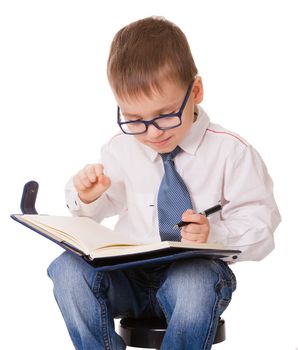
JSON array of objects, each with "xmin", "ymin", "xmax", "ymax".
[{"xmin": 65, "ymin": 107, "xmax": 281, "ymax": 262}]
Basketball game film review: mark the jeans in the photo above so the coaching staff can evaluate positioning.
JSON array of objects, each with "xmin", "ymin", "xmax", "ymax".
[{"xmin": 47, "ymin": 251, "xmax": 236, "ymax": 350}]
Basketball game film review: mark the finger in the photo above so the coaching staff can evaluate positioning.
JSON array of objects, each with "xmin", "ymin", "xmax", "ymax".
[
  {"xmin": 182, "ymin": 213, "xmax": 207, "ymax": 224},
  {"xmin": 73, "ymin": 175, "xmax": 86, "ymax": 192},
  {"xmin": 78, "ymin": 171, "xmax": 93, "ymax": 188},
  {"xmin": 181, "ymin": 223, "xmax": 201, "ymax": 234},
  {"xmin": 181, "ymin": 237, "xmax": 194, "ymax": 244},
  {"xmin": 182, "ymin": 209, "xmax": 196, "ymax": 219},
  {"xmin": 181, "ymin": 230, "xmax": 201, "ymax": 241},
  {"xmin": 181, "ymin": 230, "xmax": 209, "ymax": 243},
  {"xmin": 84, "ymin": 164, "xmax": 101, "ymax": 183},
  {"xmin": 182, "ymin": 219, "xmax": 210, "ymax": 234},
  {"xmin": 94, "ymin": 163, "xmax": 104, "ymax": 177},
  {"xmin": 86, "ymin": 165, "xmax": 98, "ymax": 183}
]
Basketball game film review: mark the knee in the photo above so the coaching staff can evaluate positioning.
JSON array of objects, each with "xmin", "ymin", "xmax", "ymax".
[
  {"xmin": 167, "ymin": 258, "xmax": 218, "ymax": 289},
  {"xmin": 47, "ymin": 251, "xmax": 91, "ymax": 289},
  {"xmin": 158, "ymin": 259, "xmax": 220, "ymax": 308}
]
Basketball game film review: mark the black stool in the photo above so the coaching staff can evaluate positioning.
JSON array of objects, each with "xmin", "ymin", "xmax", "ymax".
[{"xmin": 118, "ymin": 317, "xmax": 225, "ymax": 349}]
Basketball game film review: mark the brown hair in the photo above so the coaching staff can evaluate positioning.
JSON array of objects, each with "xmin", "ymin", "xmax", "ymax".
[{"xmin": 107, "ymin": 16, "xmax": 198, "ymax": 100}]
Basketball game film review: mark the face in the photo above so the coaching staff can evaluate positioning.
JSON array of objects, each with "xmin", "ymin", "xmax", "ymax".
[{"xmin": 114, "ymin": 77, "xmax": 203, "ymax": 153}]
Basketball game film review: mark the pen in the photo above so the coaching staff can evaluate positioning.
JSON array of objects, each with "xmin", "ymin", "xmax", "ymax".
[{"xmin": 173, "ymin": 203, "xmax": 222, "ymax": 229}]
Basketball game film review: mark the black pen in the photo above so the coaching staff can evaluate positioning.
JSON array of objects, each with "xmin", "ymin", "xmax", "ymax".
[{"xmin": 173, "ymin": 203, "xmax": 222, "ymax": 229}]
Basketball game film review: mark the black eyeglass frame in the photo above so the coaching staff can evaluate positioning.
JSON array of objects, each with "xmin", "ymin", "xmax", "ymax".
[{"xmin": 117, "ymin": 80, "xmax": 195, "ymax": 135}]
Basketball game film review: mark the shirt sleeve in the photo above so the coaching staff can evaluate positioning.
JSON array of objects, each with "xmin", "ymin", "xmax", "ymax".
[
  {"xmin": 209, "ymin": 144, "xmax": 281, "ymax": 262},
  {"xmin": 64, "ymin": 141, "xmax": 127, "ymax": 223}
]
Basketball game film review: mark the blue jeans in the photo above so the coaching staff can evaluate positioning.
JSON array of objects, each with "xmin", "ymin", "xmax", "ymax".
[{"xmin": 47, "ymin": 251, "xmax": 236, "ymax": 350}]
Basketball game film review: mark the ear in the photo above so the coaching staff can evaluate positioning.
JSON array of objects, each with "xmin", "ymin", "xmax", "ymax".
[{"xmin": 192, "ymin": 76, "xmax": 204, "ymax": 104}]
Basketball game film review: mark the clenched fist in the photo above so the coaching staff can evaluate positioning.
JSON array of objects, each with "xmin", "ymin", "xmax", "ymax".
[{"xmin": 73, "ymin": 164, "xmax": 111, "ymax": 204}]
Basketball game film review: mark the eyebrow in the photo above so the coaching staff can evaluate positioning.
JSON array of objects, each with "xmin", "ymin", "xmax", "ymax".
[{"xmin": 122, "ymin": 102, "xmax": 179, "ymax": 118}]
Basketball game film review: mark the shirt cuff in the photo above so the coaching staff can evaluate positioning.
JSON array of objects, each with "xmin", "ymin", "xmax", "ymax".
[{"xmin": 65, "ymin": 177, "xmax": 103, "ymax": 215}]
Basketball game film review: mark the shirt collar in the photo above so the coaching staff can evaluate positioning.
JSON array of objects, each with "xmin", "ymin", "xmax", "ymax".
[{"xmin": 140, "ymin": 106, "xmax": 210, "ymax": 162}]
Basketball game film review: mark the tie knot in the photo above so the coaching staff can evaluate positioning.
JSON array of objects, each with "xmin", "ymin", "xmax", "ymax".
[{"xmin": 160, "ymin": 146, "xmax": 182, "ymax": 162}]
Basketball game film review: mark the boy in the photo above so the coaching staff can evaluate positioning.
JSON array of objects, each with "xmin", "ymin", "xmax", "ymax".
[{"xmin": 47, "ymin": 16, "xmax": 281, "ymax": 350}]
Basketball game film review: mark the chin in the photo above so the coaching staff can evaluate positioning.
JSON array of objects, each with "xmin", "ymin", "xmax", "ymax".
[{"xmin": 154, "ymin": 144, "xmax": 177, "ymax": 154}]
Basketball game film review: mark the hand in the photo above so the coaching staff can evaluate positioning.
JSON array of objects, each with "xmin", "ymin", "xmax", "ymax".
[
  {"xmin": 180, "ymin": 209, "xmax": 210, "ymax": 244},
  {"xmin": 73, "ymin": 164, "xmax": 111, "ymax": 204}
]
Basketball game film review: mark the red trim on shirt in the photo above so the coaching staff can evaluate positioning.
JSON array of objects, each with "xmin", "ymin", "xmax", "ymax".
[{"xmin": 206, "ymin": 128, "xmax": 248, "ymax": 146}]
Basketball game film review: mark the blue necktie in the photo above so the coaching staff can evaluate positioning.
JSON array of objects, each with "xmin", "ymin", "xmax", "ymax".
[{"xmin": 157, "ymin": 146, "xmax": 193, "ymax": 241}]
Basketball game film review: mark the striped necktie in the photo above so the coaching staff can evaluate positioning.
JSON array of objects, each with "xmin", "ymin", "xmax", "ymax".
[{"xmin": 157, "ymin": 146, "xmax": 193, "ymax": 241}]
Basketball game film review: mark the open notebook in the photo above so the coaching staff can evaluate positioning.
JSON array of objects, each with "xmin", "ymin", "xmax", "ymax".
[{"xmin": 11, "ymin": 214, "xmax": 241, "ymax": 270}]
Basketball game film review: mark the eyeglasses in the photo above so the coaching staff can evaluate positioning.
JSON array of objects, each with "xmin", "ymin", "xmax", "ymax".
[{"xmin": 117, "ymin": 80, "xmax": 194, "ymax": 135}]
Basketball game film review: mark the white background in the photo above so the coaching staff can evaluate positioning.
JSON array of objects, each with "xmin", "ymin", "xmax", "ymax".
[{"xmin": 1, "ymin": 1, "xmax": 297, "ymax": 349}]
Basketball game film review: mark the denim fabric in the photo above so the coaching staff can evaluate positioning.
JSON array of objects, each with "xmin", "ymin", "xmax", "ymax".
[{"xmin": 47, "ymin": 251, "xmax": 236, "ymax": 350}]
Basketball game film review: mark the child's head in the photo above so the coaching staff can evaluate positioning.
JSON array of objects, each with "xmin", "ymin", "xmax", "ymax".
[
  {"xmin": 107, "ymin": 16, "xmax": 203, "ymax": 153},
  {"xmin": 107, "ymin": 16, "xmax": 198, "ymax": 100}
]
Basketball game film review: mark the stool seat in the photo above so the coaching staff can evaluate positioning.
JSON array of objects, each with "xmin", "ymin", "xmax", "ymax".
[{"xmin": 119, "ymin": 317, "xmax": 225, "ymax": 349}]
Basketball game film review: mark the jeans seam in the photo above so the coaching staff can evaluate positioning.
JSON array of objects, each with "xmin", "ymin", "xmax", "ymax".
[
  {"xmin": 149, "ymin": 274, "xmax": 167, "ymax": 318},
  {"xmin": 203, "ymin": 261, "xmax": 236, "ymax": 349},
  {"xmin": 156, "ymin": 286, "xmax": 170, "ymax": 325},
  {"xmin": 148, "ymin": 287, "xmax": 155, "ymax": 316},
  {"xmin": 92, "ymin": 271, "xmax": 105, "ymax": 296},
  {"xmin": 92, "ymin": 272, "xmax": 113, "ymax": 350},
  {"xmin": 98, "ymin": 299, "xmax": 112, "ymax": 350},
  {"xmin": 203, "ymin": 276, "xmax": 221, "ymax": 350},
  {"xmin": 156, "ymin": 298, "xmax": 170, "ymax": 324}
]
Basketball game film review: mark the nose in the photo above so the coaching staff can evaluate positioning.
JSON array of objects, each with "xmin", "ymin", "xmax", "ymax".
[{"xmin": 146, "ymin": 124, "xmax": 164, "ymax": 138}]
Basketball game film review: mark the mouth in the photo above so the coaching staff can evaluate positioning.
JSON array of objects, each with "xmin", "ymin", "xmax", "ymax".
[{"xmin": 148, "ymin": 136, "xmax": 172, "ymax": 147}]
